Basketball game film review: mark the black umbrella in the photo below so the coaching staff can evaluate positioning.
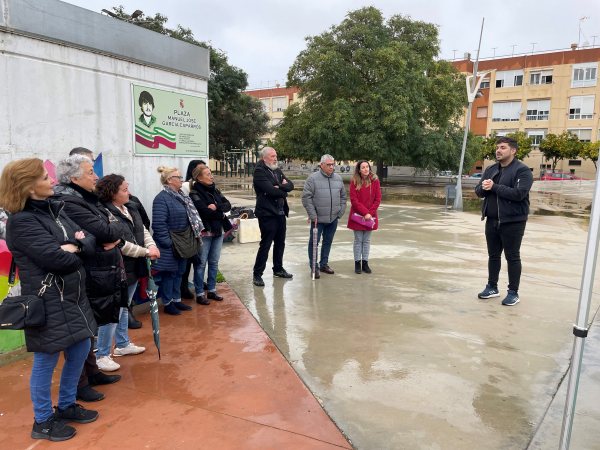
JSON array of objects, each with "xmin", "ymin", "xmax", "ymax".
[{"xmin": 146, "ymin": 259, "xmax": 161, "ymax": 359}]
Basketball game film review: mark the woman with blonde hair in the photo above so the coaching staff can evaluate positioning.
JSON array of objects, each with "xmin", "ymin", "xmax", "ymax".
[
  {"xmin": 347, "ymin": 160, "xmax": 382, "ymax": 274},
  {"xmin": 152, "ymin": 166, "xmax": 203, "ymax": 315},
  {"xmin": 0, "ymin": 158, "xmax": 98, "ymax": 441}
]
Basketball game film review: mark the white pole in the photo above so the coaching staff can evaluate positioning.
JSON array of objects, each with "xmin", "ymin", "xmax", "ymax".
[
  {"xmin": 559, "ymin": 165, "xmax": 600, "ymax": 448},
  {"xmin": 454, "ymin": 18, "xmax": 484, "ymax": 211}
]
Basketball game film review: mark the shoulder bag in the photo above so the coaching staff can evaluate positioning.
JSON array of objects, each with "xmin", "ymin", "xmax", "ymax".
[{"xmin": 0, "ymin": 258, "xmax": 51, "ymax": 330}]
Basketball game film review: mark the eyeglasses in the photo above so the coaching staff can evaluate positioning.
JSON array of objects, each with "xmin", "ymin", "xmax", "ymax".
[{"xmin": 169, "ymin": 176, "xmax": 184, "ymax": 181}]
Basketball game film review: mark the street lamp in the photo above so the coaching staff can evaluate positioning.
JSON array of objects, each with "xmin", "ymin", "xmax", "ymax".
[{"xmin": 453, "ymin": 18, "xmax": 490, "ymax": 211}]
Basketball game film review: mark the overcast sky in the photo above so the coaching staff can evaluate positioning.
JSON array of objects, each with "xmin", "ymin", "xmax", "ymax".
[{"xmin": 65, "ymin": 0, "xmax": 599, "ymax": 90}]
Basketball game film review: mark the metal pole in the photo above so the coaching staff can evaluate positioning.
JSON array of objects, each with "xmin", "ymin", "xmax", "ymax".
[
  {"xmin": 559, "ymin": 166, "xmax": 600, "ymax": 449},
  {"xmin": 454, "ymin": 17, "xmax": 484, "ymax": 211}
]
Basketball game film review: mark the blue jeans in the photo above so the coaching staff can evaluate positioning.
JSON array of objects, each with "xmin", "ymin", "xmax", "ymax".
[
  {"xmin": 31, "ymin": 338, "xmax": 90, "ymax": 422},
  {"xmin": 307, "ymin": 219, "xmax": 338, "ymax": 269},
  {"xmin": 155, "ymin": 259, "xmax": 186, "ymax": 305},
  {"xmin": 194, "ymin": 235, "xmax": 223, "ymax": 293},
  {"xmin": 96, "ymin": 282, "xmax": 138, "ymax": 356}
]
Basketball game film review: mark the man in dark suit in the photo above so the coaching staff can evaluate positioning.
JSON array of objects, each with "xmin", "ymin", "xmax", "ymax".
[{"xmin": 252, "ymin": 147, "xmax": 294, "ymax": 287}]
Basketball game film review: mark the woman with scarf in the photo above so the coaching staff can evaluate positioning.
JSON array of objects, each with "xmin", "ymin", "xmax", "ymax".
[
  {"xmin": 189, "ymin": 164, "xmax": 232, "ymax": 304},
  {"xmin": 151, "ymin": 166, "xmax": 203, "ymax": 315}
]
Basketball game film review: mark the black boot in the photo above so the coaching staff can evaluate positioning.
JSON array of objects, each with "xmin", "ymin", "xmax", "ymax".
[
  {"xmin": 362, "ymin": 260, "xmax": 372, "ymax": 274},
  {"xmin": 128, "ymin": 307, "xmax": 142, "ymax": 329},
  {"xmin": 354, "ymin": 261, "xmax": 362, "ymax": 274}
]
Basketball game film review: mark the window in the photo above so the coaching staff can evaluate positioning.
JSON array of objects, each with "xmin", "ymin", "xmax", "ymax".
[
  {"xmin": 494, "ymin": 129, "xmax": 518, "ymax": 137},
  {"xmin": 526, "ymin": 99, "xmax": 550, "ymax": 120},
  {"xmin": 272, "ymin": 96, "xmax": 287, "ymax": 112},
  {"xmin": 572, "ymin": 63, "xmax": 598, "ymax": 88},
  {"xmin": 527, "ymin": 129, "xmax": 547, "ymax": 147},
  {"xmin": 495, "ymin": 70, "xmax": 524, "ymax": 88},
  {"xmin": 260, "ymin": 98, "xmax": 271, "ymax": 112},
  {"xmin": 569, "ymin": 160, "xmax": 582, "ymax": 166},
  {"xmin": 476, "ymin": 107, "xmax": 488, "ymax": 118},
  {"xmin": 480, "ymin": 79, "xmax": 490, "ymax": 89},
  {"xmin": 568, "ymin": 128, "xmax": 592, "ymax": 142},
  {"xmin": 530, "ymin": 70, "xmax": 553, "ymax": 85},
  {"xmin": 569, "ymin": 95, "xmax": 595, "ymax": 119},
  {"xmin": 491, "ymin": 101, "xmax": 521, "ymax": 122}
]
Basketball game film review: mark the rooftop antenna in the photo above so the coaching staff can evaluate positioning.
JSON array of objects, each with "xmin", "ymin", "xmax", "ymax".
[
  {"xmin": 510, "ymin": 44, "xmax": 517, "ymax": 56},
  {"xmin": 579, "ymin": 16, "xmax": 590, "ymax": 47},
  {"xmin": 491, "ymin": 47, "xmax": 497, "ymax": 58},
  {"xmin": 530, "ymin": 42, "xmax": 537, "ymax": 54}
]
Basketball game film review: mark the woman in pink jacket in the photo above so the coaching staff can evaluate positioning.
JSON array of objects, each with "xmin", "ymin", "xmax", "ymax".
[{"xmin": 347, "ymin": 160, "xmax": 382, "ymax": 274}]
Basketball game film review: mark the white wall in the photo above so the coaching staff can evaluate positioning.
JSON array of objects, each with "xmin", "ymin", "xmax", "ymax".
[{"xmin": 0, "ymin": 31, "xmax": 208, "ymax": 214}]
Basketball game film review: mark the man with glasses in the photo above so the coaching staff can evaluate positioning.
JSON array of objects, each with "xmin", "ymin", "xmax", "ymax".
[{"xmin": 302, "ymin": 154, "xmax": 347, "ymax": 278}]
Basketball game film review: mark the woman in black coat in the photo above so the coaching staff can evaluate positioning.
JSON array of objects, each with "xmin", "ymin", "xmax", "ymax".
[
  {"xmin": 189, "ymin": 164, "xmax": 231, "ymax": 304},
  {"xmin": 0, "ymin": 158, "xmax": 98, "ymax": 442}
]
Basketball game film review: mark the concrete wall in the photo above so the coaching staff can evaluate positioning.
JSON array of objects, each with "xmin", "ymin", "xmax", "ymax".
[{"xmin": 0, "ymin": 31, "xmax": 208, "ymax": 210}]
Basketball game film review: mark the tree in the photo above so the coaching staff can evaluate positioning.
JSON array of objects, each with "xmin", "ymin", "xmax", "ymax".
[
  {"xmin": 478, "ymin": 131, "xmax": 533, "ymax": 161},
  {"xmin": 108, "ymin": 6, "xmax": 268, "ymax": 159},
  {"xmin": 581, "ymin": 141, "xmax": 600, "ymax": 170},
  {"xmin": 539, "ymin": 132, "xmax": 583, "ymax": 171},
  {"xmin": 275, "ymin": 7, "xmax": 467, "ymax": 171}
]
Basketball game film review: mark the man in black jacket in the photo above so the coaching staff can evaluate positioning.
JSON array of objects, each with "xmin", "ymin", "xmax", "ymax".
[
  {"xmin": 475, "ymin": 137, "xmax": 533, "ymax": 306},
  {"xmin": 252, "ymin": 147, "xmax": 295, "ymax": 287}
]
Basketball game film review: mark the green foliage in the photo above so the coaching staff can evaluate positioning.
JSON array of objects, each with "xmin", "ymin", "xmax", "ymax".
[
  {"xmin": 539, "ymin": 132, "xmax": 583, "ymax": 171},
  {"xmin": 275, "ymin": 7, "xmax": 466, "ymax": 170},
  {"xmin": 108, "ymin": 6, "xmax": 269, "ymax": 159},
  {"xmin": 581, "ymin": 141, "xmax": 600, "ymax": 169},
  {"xmin": 478, "ymin": 131, "xmax": 533, "ymax": 161}
]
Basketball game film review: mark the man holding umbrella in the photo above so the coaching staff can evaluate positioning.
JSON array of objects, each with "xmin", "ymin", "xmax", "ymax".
[
  {"xmin": 252, "ymin": 147, "xmax": 294, "ymax": 287},
  {"xmin": 302, "ymin": 154, "xmax": 347, "ymax": 278}
]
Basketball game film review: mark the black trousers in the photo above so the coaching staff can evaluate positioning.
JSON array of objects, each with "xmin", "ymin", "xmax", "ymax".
[
  {"xmin": 253, "ymin": 215, "xmax": 287, "ymax": 276},
  {"xmin": 485, "ymin": 219, "xmax": 526, "ymax": 292},
  {"xmin": 78, "ymin": 337, "xmax": 100, "ymax": 388}
]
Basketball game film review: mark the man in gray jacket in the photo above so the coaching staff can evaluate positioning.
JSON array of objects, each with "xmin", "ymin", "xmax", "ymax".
[{"xmin": 302, "ymin": 154, "xmax": 347, "ymax": 278}]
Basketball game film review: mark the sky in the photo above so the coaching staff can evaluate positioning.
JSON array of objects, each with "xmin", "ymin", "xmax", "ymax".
[{"xmin": 65, "ymin": 0, "xmax": 600, "ymax": 90}]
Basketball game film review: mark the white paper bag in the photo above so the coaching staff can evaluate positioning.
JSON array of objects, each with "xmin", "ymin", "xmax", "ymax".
[{"xmin": 237, "ymin": 217, "xmax": 261, "ymax": 244}]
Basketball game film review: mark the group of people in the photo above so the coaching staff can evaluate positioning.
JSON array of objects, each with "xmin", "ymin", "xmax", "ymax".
[
  {"xmin": 251, "ymin": 147, "xmax": 382, "ymax": 286},
  {"xmin": 0, "ymin": 150, "xmax": 230, "ymax": 442},
  {"xmin": 0, "ymin": 136, "xmax": 532, "ymax": 443},
  {"xmin": 252, "ymin": 139, "xmax": 532, "ymax": 311}
]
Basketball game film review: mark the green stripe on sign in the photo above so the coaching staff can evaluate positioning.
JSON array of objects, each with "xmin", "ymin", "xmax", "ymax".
[{"xmin": 153, "ymin": 127, "xmax": 176, "ymax": 140}]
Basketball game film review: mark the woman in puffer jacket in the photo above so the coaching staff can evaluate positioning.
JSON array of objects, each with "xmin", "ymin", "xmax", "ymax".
[{"xmin": 0, "ymin": 158, "xmax": 98, "ymax": 442}]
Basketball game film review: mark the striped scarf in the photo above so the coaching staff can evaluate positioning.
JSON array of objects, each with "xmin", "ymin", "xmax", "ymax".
[{"xmin": 162, "ymin": 186, "xmax": 203, "ymax": 238}]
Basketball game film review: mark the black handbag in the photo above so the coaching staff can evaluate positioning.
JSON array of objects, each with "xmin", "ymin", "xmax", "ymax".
[
  {"xmin": 170, "ymin": 226, "xmax": 201, "ymax": 259},
  {"xmin": 0, "ymin": 259, "xmax": 50, "ymax": 330}
]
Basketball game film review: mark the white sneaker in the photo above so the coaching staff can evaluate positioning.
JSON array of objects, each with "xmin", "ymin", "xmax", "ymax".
[
  {"xmin": 113, "ymin": 342, "xmax": 146, "ymax": 357},
  {"xmin": 96, "ymin": 355, "xmax": 120, "ymax": 372}
]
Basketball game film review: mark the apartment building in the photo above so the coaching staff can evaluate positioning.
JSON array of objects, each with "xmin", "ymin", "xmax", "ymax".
[
  {"xmin": 453, "ymin": 47, "xmax": 600, "ymax": 178},
  {"xmin": 245, "ymin": 86, "xmax": 300, "ymax": 142}
]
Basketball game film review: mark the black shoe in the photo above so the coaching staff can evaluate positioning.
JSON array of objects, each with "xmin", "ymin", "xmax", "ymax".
[
  {"xmin": 128, "ymin": 309, "xmax": 142, "ymax": 329},
  {"xmin": 355, "ymin": 261, "xmax": 362, "ymax": 274},
  {"xmin": 76, "ymin": 384, "xmax": 105, "ymax": 402},
  {"xmin": 320, "ymin": 265, "xmax": 334, "ymax": 274},
  {"xmin": 273, "ymin": 269, "xmax": 293, "ymax": 279},
  {"xmin": 55, "ymin": 403, "xmax": 99, "ymax": 424},
  {"xmin": 207, "ymin": 291, "xmax": 224, "ymax": 301},
  {"xmin": 181, "ymin": 287, "xmax": 195, "ymax": 301},
  {"xmin": 253, "ymin": 275, "xmax": 265, "ymax": 287},
  {"xmin": 311, "ymin": 268, "xmax": 320, "ymax": 279},
  {"xmin": 361, "ymin": 260, "xmax": 372, "ymax": 274},
  {"xmin": 31, "ymin": 416, "xmax": 76, "ymax": 441},
  {"xmin": 88, "ymin": 372, "xmax": 121, "ymax": 386},
  {"xmin": 173, "ymin": 302, "xmax": 192, "ymax": 311},
  {"xmin": 196, "ymin": 294, "xmax": 210, "ymax": 305},
  {"xmin": 164, "ymin": 303, "xmax": 181, "ymax": 315}
]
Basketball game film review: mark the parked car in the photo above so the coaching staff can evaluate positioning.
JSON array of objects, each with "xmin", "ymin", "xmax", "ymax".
[
  {"xmin": 540, "ymin": 172, "xmax": 584, "ymax": 181},
  {"xmin": 469, "ymin": 173, "xmax": 483, "ymax": 178}
]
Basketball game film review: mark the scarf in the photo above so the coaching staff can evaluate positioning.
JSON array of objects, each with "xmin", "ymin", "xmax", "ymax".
[{"xmin": 163, "ymin": 186, "xmax": 203, "ymax": 238}]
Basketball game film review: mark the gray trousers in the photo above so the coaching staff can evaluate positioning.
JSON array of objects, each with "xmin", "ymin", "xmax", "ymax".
[{"xmin": 353, "ymin": 230, "xmax": 372, "ymax": 261}]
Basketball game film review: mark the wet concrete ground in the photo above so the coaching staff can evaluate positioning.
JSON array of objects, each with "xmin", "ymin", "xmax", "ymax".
[{"xmin": 219, "ymin": 195, "xmax": 600, "ymax": 449}]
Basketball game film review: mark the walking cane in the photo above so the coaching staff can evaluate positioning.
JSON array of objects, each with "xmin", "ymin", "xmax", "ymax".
[{"xmin": 311, "ymin": 219, "xmax": 318, "ymax": 281}]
